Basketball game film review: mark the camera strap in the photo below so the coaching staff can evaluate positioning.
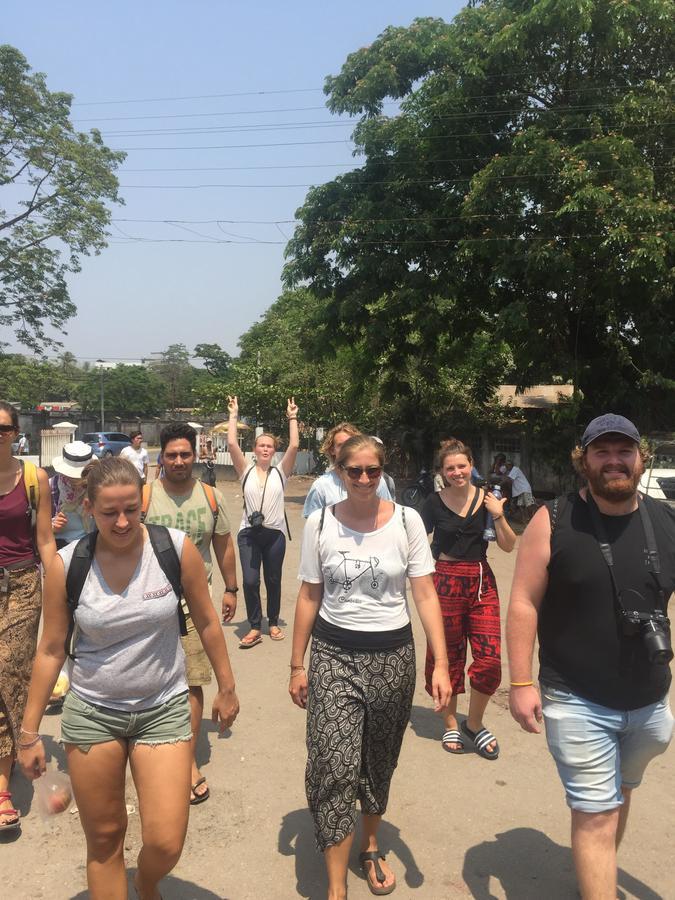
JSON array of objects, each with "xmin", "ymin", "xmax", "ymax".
[
  {"xmin": 242, "ymin": 466, "xmax": 270, "ymax": 515},
  {"xmin": 585, "ymin": 491, "xmax": 666, "ymax": 613}
]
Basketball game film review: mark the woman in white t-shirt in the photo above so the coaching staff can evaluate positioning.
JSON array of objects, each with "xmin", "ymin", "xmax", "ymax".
[
  {"xmin": 289, "ymin": 435, "xmax": 451, "ymax": 900},
  {"xmin": 227, "ymin": 395, "xmax": 299, "ymax": 648},
  {"xmin": 18, "ymin": 458, "xmax": 239, "ymax": 900}
]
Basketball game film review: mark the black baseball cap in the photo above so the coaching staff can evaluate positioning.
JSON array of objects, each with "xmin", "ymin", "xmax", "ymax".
[{"xmin": 581, "ymin": 414, "xmax": 640, "ymax": 449}]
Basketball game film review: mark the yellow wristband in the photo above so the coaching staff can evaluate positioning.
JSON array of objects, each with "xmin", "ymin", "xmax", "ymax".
[{"xmin": 510, "ymin": 681, "xmax": 534, "ymax": 686}]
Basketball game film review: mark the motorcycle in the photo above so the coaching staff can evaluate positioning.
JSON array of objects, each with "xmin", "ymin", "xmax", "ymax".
[{"xmin": 401, "ymin": 468, "xmax": 434, "ymax": 508}]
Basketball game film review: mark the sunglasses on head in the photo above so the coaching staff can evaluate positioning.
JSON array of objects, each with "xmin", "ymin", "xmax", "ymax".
[
  {"xmin": 342, "ymin": 464, "xmax": 382, "ymax": 481},
  {"xmin": 0, "ymin": 424, "xmax": 17, "ymax": 434}
]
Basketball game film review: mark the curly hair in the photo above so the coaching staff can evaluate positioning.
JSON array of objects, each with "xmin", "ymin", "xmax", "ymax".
[
  {"xmin": 160, "ymin": 422, "xmax": 197, "ymax": 452},
  {"xmin": 320, "ymin": 422, "xmax": 361, "ymax": 459},
  {"xmin": 570, "ymin": 443, "xmax": 650, "ymax": 476}
]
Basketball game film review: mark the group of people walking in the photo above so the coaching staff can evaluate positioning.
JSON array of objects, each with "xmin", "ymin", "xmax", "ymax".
[{"xmin": 0, "ymin": 400, "xmax": 672, "ymax": 900}]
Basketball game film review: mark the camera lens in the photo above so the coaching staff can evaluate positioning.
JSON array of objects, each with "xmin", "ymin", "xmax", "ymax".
[{"xmin": 642, "ymin": 619, "xmax": 674, "ymax": 665}]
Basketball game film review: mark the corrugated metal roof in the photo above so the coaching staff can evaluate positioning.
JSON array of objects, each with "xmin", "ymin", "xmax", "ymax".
[{"xmin": 498, "ymin": 384, "xmax": 575, "ymax": 409}]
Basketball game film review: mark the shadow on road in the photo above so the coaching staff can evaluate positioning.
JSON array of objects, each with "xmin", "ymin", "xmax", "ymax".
[
  {"xmin": 462, "ymin": 827, "xmax": 662, "ymax": 899},
  {"xmin": 278, "ymin": 808, "xmax": 424, "ymax": 898},
  {"xmin": 70, "ymin": 870, "xmax": 226, "ymax": 899}
]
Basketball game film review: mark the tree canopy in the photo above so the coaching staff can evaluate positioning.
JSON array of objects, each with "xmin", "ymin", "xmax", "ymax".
[
  {"xmin": 0, "ymin": 45, "xmax": 125, "ymax": 351},
  {"xmin": 76, "ymin": 365, "xmax": 168, "ymax": 419},
  {"xmin": 285, "ymin": 1, "xmax": 674, "ymax": 431}
]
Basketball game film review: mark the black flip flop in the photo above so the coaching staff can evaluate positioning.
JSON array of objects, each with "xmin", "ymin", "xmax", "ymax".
[
  {"xmin": 190, "ymin": 776, "xmax": 210, "ymax": 805},
  {"xmin": 460, "ymin": 721, "xmax": 500, "ymax": 760},
  {"xmin": 359, "ymin": 850, "xmax": 396, "ymax": 896}
]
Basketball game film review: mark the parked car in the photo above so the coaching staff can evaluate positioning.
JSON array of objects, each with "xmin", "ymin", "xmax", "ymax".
[
  {"xmin": 639, "ymin": 441, "xmax": 675, "ymax": 506},
  {"xmin": 83, "ymin": 431, "xmax": 132, "ymax": 458}
]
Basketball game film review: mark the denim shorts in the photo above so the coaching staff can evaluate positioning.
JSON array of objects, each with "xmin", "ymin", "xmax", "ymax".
[
  {"xmin": 542, "ymin": 685, "xmax": 674, "ymax": 813},
  {"xmin": 61, "ymin": 690, "xmax": 192, "ymax": 753}
]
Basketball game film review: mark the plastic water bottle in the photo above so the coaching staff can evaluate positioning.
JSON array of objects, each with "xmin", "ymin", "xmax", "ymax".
[{"xmin": 483, "ymin": 483, "xmax": 502, "ymax": 542}]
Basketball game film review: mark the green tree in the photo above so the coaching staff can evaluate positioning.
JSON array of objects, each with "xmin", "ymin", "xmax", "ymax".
[
  {"xmin": 149, "ymin": 344, "xmax": 196, "ymax": 411},
  {"xmin": 0, "ymin": 352, "xmax": 68, "ymax": 407},
  {"xmin": 198, "ymin": 290, "xmax": 360, "ymax": 436},
  {"xmin": 193, "ymin": 343, "xmax": 232, "ymax": 379},
  {"xmin": 76, "ymin": 365, "xmax": 167, "ymax": 418},
  {"xmin": 285, "ymin": 3, "xmax": 674, "ymax": 432},
  {"xmin": 0, "ymin": 45, "xmax": 125, "ymax": 351}
]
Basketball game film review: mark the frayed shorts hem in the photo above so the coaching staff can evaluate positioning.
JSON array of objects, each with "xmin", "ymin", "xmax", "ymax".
[{"xmin": 61, "ymin": 689, "xmax": 192, "ymax": 753}]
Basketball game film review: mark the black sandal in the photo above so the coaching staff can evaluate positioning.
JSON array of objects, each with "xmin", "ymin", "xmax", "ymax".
[
  {"xmin": 460, "ymin": 721, "xmax": 500, "ymax": 760},
  {"xmin": 359, "ymin": 850, "xmax": 396, "ymax": 896}
]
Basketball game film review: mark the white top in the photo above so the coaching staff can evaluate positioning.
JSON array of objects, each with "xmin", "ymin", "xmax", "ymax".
[
  {"xmin": 238, "ymin": 464, "xmax": 288, "ymax": 535},
  {"xmin": 298, "ymin": 504, "xmax": 434, "ymax": 631},
  {"xmin": 59, "ymin": 528, "xmax": 187, "ymax": 711},
  {"xmin": 120, "ymin": 444, "xmax": 149, "ymax": 477},
  {"xmin": 303, "ymin": 468, "xmax": 392, "ymax": 517},
  {"xmin": 508, "ymin": 465, "xmax": 532, "ymax": 497}
]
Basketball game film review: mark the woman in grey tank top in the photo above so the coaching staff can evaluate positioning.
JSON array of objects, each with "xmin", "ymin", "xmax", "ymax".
[{"xmin": 17, "ymin": 458, "xmax": 239, "ymax": 900}]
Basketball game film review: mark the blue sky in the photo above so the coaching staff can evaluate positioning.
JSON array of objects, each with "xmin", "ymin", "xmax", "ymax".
[{"xmin": 3, "ymin": 1, "xmax": 463, "ymax": 364}]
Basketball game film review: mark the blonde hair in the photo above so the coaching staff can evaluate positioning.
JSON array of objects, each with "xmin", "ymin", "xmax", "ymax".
[
  {"xmin": 336, "ymin": 434, "xmax": 385, "ymax": 469},
  {"xmin": 254, "ymin": 432, "xmax": 281, "ymax": 451},
  {"xmin": 320, "ymin": 422, "xmax": 360, "ymax": 459},
  {"xmin": 436, "ymin": 438, "xmax": 473, "ymax": 468},
  {"xmin": 86, "ymin": 457, "xmax": 142, "ymax": 503}
]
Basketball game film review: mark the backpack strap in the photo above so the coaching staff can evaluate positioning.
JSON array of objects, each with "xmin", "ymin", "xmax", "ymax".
[
  {"xmin": 549, "ymin": 492, "xmax": 571, "ymax": 535},
  {"xmin": 64, "ymin": 531, "xmax": 98, "ymax": 658},
  {"xmin": 20, "ymin": 460, "xmax": 39, "ymax": 532},
  {"xmin": 64, "ymin": 525, "xmax": 187, "ymax": 659},
  {"xmin": 140, "ymin": 482, "xmax": 153, "ymax": 523},
  {"xmin": 200, "ymin": 482, "xmax": 219, "ymax": 529},
  {"xmin": 146, "ymin": 523, "xmax": 187, "ymax": 637}
]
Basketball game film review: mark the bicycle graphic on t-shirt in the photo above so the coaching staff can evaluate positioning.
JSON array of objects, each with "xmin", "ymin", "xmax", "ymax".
[{"xmin": 329, "ymin": 551, "xmax": 381, "ymax": 602}]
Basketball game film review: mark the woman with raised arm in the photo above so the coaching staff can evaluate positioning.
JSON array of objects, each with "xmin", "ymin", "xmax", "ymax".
[
  {"xmin": 289, "ymin": 435, "xmax": 451, "ymax": 900},
  {"xmin": 0, "ymin": 400, "xmax": 56, "ymax": 833},
  {"xmin": 227, "ymin": 395, "xmax": 299, "ymax": 648},
  {"xmin": 18, "ymin": 457, "xmax": 239, "ymax": 899},
  {"xmin": 421, "ymin": 438, "xmax": 516, "ymax": 760}
]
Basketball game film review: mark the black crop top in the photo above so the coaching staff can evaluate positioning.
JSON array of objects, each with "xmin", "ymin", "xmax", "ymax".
[{"xmin": 421, "ymin": 489, "xmax": 488, "ymax": 561}]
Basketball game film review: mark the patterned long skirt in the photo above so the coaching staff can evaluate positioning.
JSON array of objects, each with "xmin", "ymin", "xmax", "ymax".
[
  {"xmin": 0, "ymin": 565, "xmax": 42, "ymax": 757},
  {"xmin": 424, "ymin": 559, "xmax": 502, "ymax": 698},
  {"xmin": 305, "ymin": 637, "xmax": 415, "ymax": 851}
]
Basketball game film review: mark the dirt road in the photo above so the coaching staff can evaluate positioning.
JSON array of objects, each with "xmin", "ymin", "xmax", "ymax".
[{"xmin": 3, "ymin": 476, "xmax": 674, "ymax": 899}]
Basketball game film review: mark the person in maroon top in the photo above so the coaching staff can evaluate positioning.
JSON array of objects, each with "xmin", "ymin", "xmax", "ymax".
[
  {"xmin": 0, "ymin": 401, "xmax": 55, "ymax": 832},
  {"xmin": 421, "ymin": 439, "xmax": 516, "ymax": 760}
]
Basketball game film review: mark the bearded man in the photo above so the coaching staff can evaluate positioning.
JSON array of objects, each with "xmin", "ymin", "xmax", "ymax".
[{"xmin": 507, "ymin": 414, "xmax": 675, "ymax": 900}]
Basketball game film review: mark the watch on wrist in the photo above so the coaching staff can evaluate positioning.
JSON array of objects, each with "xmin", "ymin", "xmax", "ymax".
[{"xmin": 225, "ymin": 587, "xmax": 238, "ymax": 594}]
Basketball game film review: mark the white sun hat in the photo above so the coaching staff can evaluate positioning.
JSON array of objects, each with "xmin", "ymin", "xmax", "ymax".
[{"xmin": 52, "ymin": 441, "xmax": 94, "ymax": 478}]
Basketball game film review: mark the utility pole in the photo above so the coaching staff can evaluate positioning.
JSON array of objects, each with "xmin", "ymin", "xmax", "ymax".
[{"xmin": 96, "ymin": 359, "xmax": 105, "ymax": 430}]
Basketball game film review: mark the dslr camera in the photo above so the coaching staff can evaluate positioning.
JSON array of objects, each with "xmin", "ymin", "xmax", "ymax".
[
  {"xmin": 248, "ymin": 510, "xmax": 265, "ymax": 529},
  {"xmin": 620, "ymin": 608, "xmax": 673, "ymax": 664}
]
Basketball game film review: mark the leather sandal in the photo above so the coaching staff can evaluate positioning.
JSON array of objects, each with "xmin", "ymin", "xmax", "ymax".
[
  {"xmin": 0, "ymin": 790, "xmax": 20, "ymax": 831},
  {"xmin": 359, "ymin": 850, "xmax": 396, "ymax": 895}
]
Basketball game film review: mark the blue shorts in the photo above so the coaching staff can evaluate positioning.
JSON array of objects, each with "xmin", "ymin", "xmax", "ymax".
[{"xmin": 542, "ymin": 685, "xmax": 673, "ymax": 813}]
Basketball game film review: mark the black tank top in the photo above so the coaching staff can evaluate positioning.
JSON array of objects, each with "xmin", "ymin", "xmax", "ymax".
[
  {"xmin": 539, "ymin": 492, "xmax": 675, "ymax": 710},
  {"xmin": 421, "ymin": 489, "xmax": 488, "ymax": 561}
]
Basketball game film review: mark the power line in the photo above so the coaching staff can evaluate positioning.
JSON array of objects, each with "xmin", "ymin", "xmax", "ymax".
[
  {"xmin": 118, "ymin": 147, "xmax": 673, "ymax": 174},
  {"xmin": 105, "ymin": 229, "xmax": 668, "ymax": 247},
  {"xmin": 112, "ymin": 165, "xmax": 672, "ymax": 189},
  {"xmin": 73, "ymin": 87, "xmax": 325, "ymax": 107},
  {"xmin": 72, "ymin": 78, "xmax": 672, "ymax": 110},
  {"xmin": 110, "ymin": 119, "xmax": 673, "ymax": 151}
]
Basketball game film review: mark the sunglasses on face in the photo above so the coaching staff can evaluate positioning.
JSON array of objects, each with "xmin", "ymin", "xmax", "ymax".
[
  {"xmin": 342, "ymin": 465, "xmax": 382, "ymax": 481},
  {"xmin": 0, "ymin": 424, "xmax": 17, "ymax": 434}
]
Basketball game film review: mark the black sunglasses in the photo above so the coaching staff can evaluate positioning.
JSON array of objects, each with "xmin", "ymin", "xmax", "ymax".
[
  {"xmin": 0, "ymin": 424, "xmax": 17, "ymax": 434},
  {"xmin": 342, "ymin": 464, "xmax": 382, "ymax": 481}
]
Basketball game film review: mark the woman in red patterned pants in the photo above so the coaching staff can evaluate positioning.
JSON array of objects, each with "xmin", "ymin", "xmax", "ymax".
[{"xmin": 421, "ymin": 439, "xmax": 516, "ymax": 760}]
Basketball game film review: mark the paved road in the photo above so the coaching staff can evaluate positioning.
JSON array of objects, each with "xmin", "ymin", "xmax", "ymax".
[{"xmin": 3, "ymin": 476, "xmax": 673, "ymax": 899}]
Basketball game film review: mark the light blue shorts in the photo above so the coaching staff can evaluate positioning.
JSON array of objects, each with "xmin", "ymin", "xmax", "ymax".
[{"xmin": 542, "ymin": 685, "xmax": 673, "ymax": 813}]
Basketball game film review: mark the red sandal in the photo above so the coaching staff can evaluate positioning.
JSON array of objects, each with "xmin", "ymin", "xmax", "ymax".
[{"xmin": 0, "ymin": 790, "xmax": 20, "ymax": 831}]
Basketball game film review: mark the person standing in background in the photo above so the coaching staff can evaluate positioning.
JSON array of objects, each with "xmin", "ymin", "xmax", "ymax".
[{"xmin": 120, "ymin": 431, "xmax": 149, "ymax": 482}]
